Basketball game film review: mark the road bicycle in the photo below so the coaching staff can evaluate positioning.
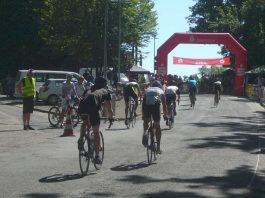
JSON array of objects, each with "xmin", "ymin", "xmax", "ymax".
[
  {"xmin": 126, "ymin": 97, "xmax": 136, "ymax": 128},
  {"xmin": 79, "ymin": 126, "xmax": 105, "ymax": 176},
  {"xmin": 144, "ymin": 117, "xmax": 157, "ymax": 164},
  {"xmin": 48, "ymin": 98, "xmax": 79, "ymax": 128},
  {"xmin": 214, "ymin": 90, "xmax": 220, "ymax": 107},
  {"xmin": 167, "ymin": 102, "xmax": 175, "ymax": 129}
]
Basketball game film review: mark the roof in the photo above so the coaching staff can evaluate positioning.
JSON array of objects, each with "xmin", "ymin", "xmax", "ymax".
[{"xmin": 128, "ymin": 65, "xmax": 150, "ymax": 74}]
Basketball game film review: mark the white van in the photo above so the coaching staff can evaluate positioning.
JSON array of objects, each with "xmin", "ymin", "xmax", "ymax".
[
  {"xmin": 14, "ymin": 70, "xmax": 82, "ymax": 98},
  {"xmin": 79, "ymin": 67, "xmax": 129, "ymax": 85}
]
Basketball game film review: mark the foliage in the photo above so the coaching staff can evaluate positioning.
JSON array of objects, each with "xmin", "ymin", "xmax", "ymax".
[
  {"xmin": 187, "ymin": 0, "xmax": 265, "ymax": 69},
  {"xmin": 0, "ymin": 0, "xmax": 157, "ymax": 79},
  {"xmin": 198, "ymin": 66, "xmax": 226, "ymax": 76}
]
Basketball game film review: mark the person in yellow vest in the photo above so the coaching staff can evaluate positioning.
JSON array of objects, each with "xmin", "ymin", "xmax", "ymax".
[{"xmin": 17, "ymin": 69, "xmax": 36, "ymax": 130}]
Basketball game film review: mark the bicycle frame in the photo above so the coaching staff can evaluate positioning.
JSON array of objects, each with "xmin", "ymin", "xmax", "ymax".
[
  {"xmin": 79, "ymin": 125, "xmax": 104, "ymax": 175},
  {"xmin": 127, "ymin": 97, "xmax": 136, "ymax": 128},
  {"xmin": 146, "ymin": 116, "xmax": 157, "ymax": 164}
]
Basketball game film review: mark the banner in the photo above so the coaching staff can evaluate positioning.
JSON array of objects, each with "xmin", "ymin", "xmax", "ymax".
[{"xmin": 173, "ymin": 57, "xmax": 230, "ymax": 66}]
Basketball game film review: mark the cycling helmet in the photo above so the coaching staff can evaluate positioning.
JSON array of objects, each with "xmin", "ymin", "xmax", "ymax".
[
  {"xmin": 131, "ymin": 79, "xmax": 137, "ymax": 83},
  {"xmin": 94, "ymin": 76, "xmax": 107, "ymax": 89},
  {"xmin": 67, "ymin": 74, "xmax": 73, "ymax": 80},
  {"xmin": 151, "ymin": 80, "xmax": 162, "ymax": 88}
]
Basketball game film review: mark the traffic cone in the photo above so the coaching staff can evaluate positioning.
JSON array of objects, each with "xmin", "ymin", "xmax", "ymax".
[{"xmin": 61, "ymin": 109, "xmax": 75, "ymax": 137}]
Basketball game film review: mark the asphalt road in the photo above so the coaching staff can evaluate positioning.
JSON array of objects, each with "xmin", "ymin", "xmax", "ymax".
[{"xmin": 0, "ymin": 94, "xmax": 265, "ymax": 198}]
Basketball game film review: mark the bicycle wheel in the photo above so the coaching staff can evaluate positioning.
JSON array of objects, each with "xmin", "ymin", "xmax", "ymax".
[
  {"xmin": 129, "ymin": 102, "xmax": 136, "ymax": 128},
  {"xmin": 79, "ymin": 135, "xmax": 90, "ymax": 176},
  {"xmin": 147, "ymin": 127, "xmax": 157, "ymax": 164},
  {"xmin": 168, "ymin": 106, "xmax": 174, "ymax": 129},
  {"xmin": 93, "ymin": 131, "xmax": 104, "ymax": 170},
  {"xmin": 48, "ymin": 106, "xmax": 61, "ymax": 127},
  {"xmin": 70, "ymin": 107, "xmax": 79, "ymax": 127}
]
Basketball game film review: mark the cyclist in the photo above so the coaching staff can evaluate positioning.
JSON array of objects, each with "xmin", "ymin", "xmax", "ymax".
[
  {"xmin": 123, "ymin": 79, "xmax": 141, "ymax": 125},
  {"xmin": 142, "ymin": 80, "xmax": 167, "ymax": 154},
  {"xmin": 75, "ymin": 76, "xmax": 86, "ymax": 98},
  {"xmin": 213, "ymin": 78, "xmax": 223, "ymax": 101},
  {"xmin": 78, "ymin": 76, "xmax": 114, "ymax": 164},
  {"xmin": 164, "ymin": 84, "xmax": 179, "ymax": 125},
  {"xmin": 188, "ymin": 76, "xmax": 198, "ymax": 107},
  {"xmin": 60, "ymin": 74, "xmax": 79, "ymax": 126}
]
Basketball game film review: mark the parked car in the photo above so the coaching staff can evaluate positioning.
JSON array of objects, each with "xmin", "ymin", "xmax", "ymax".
[
  {"xmin": 39, "ymin": 79, "xmax": 93, "ymax": 105},
  {"xmin": 14, "ymin": 70, "xmax": 83, "ymax": 98}
]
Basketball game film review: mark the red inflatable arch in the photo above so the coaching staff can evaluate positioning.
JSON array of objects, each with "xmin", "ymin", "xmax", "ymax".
[{"xmin": 156, "ymin": 32, "xmax": 247, "ymax": 95}]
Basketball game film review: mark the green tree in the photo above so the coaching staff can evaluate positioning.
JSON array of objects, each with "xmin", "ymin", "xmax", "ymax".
[
  {"xmin": 187, "ymin": 0, "xmax": 265, "ymax": 69},
  {"xmin": 198, "ymin": 66, "xmax": 226, "ymax": 76},
  {"xmin": 0, "ymin": 0, "xmax": 44, "ymax": 78},
  {"xmin": 39, "ymin": 0, "xmax": 157, "ymax": 73}
]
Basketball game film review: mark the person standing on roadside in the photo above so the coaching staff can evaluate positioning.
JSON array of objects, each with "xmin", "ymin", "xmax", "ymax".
[{"xmin": 17, "ymin": 69, "xmax": 36, "ymax": 130}]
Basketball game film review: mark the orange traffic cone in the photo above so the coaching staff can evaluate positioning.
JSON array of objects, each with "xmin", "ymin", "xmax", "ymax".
[{"xmin": 61, "ymin": 109, "xmax": 75, "ymax": 137}]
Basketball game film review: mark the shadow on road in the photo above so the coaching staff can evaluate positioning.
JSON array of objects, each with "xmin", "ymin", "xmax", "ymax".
[
  {"xmin": 111, "ymin": 161, "xmax": 150, "ymax": 171},
  {"xmin": 117, "ymin": 165, "xmax": 265, "ymax": 198},
  {"xmin": 142, "ymin": 191, "xmax": 207, "ymax": 198},
  {"xmin": 23, "ymin": 193, "xmax": 61, "ymax": 198},
  {"xmin": 39, "ymin": 173, "xmax": 85, "ymax": 183},
  {"xmin": 184, "ymin": 111, "xmax": 265, "ymax": 153}
]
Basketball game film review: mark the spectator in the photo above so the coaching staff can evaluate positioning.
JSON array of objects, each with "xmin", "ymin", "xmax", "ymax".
[{"xmin": 17, "ymin": 69, "xmax": 36, "ymax": 130}]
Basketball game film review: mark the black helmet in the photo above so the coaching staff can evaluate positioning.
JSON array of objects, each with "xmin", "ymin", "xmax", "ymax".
[
  {"xmin": 151, "ymin": 80, "xmax": 162, "ymax": 88},
  {"xmin": 131, "ymin": 79, "xmax": 137, "ymax": 83},
  {"xmin": 67, "ymin": 74, "xmax": 73, "ymax": 80},
  {"xmin": 94, "ymin": 76, "xmax": 107, "ymax": 89}
]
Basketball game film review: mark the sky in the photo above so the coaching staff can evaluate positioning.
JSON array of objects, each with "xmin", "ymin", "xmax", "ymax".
[{"xmin": 141, "ymin": 0, "xmax": 223, "ymax": 77}]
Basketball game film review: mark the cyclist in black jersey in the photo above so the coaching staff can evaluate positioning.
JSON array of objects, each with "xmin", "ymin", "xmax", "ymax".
[{"xmin": 78, "ymin": 76, "xmax": 114, "ymax": 164}]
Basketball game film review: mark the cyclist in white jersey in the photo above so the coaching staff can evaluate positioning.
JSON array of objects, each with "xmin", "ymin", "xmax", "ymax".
[
  {"xmin": 165, "ymin": 85, "xmax": 178, "ymax": 123},
  {"xmin": 142, "ymin": 80, "xmax": 168, "ymax": 154}
]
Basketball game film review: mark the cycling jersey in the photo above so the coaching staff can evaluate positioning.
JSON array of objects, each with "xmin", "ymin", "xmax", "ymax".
[
  {"xmin": 165, "ymin": 86, "xmax": 178, "ymax": 104},
  {"xmin": 143, "ymin": 87, "xmax": 165, "ymax": 105},
  {"xmin": 124, "ymin": 82, "xmax": 140, "ymax": 95},
  {"xmin": 213, "ymin": 81, "xmax": 222, "ymax": 93},
  {"xmin": 62, "ymin": 81, "xmax": 75, "ymax": 99},
  {"xmin": 165, "ymin": 86, "xmax": 178, "ymax": 95},
  {"xmin": 142, "ymin": 86, "xmax": 165, "ymax": 122},
  {"xmin": 78, "ymin": 88, "xmax": 112, "ymax": 126},
  {"xmin": 188, "ymin": 80, "xmax": 197, "ymax": 88}
]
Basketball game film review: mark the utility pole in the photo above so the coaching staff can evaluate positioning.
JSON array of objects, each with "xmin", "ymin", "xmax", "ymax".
[
  {"xmin": 103, "ymin": 0, "xmax": 108, "ymax": 78},
  {"xmin": 118, "ymin": 0, "xmax": 121, "ymax": 82}
]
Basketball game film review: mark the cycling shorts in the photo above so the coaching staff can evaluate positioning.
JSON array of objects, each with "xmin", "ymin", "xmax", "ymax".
[
  {"xmin": 189, "ymin": 87, "xmax": 197, "ymax": 95},
  {"xmin": 142, "ymin": 98, "xmax": 161, "ymax": 122},
  {"xmin": 165, "ymin": 94, "xmax": 176, "ymax": 105},
  {"xmin": 214, "ymin": 84, "xmax": 222, "ymax": 94}
]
